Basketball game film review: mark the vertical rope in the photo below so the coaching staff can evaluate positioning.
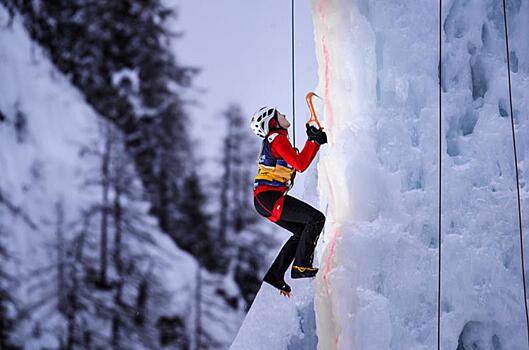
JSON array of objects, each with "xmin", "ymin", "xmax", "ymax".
[
  {"xmin": 437, "ymin": 0, "xmax": 443, "ymax": 349},
  {"xmin": 501, "ymin": 0, "xmax": 529, "ymax": 345},
  {"xmin": 291, "ymin": 0, "xmax": 296, "ymax": 148}
]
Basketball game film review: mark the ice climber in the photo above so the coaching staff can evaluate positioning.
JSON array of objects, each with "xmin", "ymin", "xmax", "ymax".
[{"xmin": 250, "ymin": 107, "xmax": 327, "ymax": 297}]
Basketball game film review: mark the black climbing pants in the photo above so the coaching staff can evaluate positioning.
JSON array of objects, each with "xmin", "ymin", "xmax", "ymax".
[{"xmin": 254, "ymin": 190, "xmax": 325, "ymax": 279}]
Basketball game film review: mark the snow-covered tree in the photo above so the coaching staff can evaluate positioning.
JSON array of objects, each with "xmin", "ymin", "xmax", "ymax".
[
  {"xmin": 0, "ymin": 221, "xmax": 20, "ymax": 350},
  {"xmin": 13, "ymin": 122, "xmax": 191, "ymax": 349},
  {"xmin": 77, "ymin": 122, "xmax": 189, "ymax": 349},
  {"xmin": 1, "ymin": 0, "xmax": 223, "ymax": 272}
]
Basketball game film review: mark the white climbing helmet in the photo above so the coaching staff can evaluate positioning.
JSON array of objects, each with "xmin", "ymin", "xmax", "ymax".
[{"xmin": 250, "ymin": 106, "xmax": 276, "ymax": 138}]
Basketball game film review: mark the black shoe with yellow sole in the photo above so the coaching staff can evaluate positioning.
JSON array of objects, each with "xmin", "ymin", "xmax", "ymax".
[{"xmin": 291, "ymin": 265, "xmax": 319, "ymax": 279}]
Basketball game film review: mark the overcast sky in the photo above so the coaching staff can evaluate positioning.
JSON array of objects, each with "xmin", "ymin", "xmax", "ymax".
[{"xmin": 169, "ymin": 1, "xmax": 318, "ymax": 166}]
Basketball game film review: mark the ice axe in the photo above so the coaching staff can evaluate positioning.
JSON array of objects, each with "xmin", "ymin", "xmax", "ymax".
[{"xmin": 305, "ymin": 92, "xmax": 323, "ymax": 130}]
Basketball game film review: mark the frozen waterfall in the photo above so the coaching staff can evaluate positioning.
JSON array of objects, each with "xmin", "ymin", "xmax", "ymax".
[{"xmin": 232, "ymin": 0, "xmax": 529, "ymax": 349}]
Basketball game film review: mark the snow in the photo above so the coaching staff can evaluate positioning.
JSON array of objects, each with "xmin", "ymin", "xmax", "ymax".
[{"xmin": 233, "ymin": 0, "xmax": 529, "ymax": 349}]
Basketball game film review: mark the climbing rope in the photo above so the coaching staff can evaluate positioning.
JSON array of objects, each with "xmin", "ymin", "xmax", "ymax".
[
  {"xmin": 437, "ymin": 1, "xmax": 442, "ymax": 349},
  {"xmin": 501, "ymin": 0, "xmax": 529, "ymax": 345},
  {"xmin": 291, "ymin": 0, "xmax": 296, "ymax": 148}
]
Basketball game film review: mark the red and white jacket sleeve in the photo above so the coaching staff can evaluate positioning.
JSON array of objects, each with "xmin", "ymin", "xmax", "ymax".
[{"xmin": 270, "ymin": 134, "xmax": 320, "ymax": 172}]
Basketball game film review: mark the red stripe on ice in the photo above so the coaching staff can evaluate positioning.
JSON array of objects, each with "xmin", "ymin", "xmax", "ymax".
[
  {"xmin": 323, "ymin": 226, "xmax": 340, "ymax": 295},
  {"xmin": 318, "ymin": 0, "xmax": 340, "ymax": 298}
]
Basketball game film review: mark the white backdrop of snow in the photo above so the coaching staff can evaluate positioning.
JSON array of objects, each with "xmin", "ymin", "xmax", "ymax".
[{"xmin": 232, "ymin": 0, "xmax": 529, "ymax": 349}]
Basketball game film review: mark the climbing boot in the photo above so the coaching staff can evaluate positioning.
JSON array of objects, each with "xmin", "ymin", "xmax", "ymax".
[
  {"xmin": 291, "ymin": 265, "xmax": 319, "ymax": 279},
  {"xmin": 263, "ymin": 273, "xmax": 292, "ymax": 297}
]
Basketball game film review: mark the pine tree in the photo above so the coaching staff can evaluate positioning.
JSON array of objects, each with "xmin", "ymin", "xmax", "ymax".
[
  {"xmin": 17, "ymin": 198, "xmax": 86, "ymax": 350},
  {"xmin": 98, "ymin": 125, "xmax": 112, "ymax": 289},
  {"xmin": 0, "ymin": 222, "xmax": 20, "ymax": 349},
  {"xmin": 180, "ymin": 173, "xmax": 218, "ymax": 270}
]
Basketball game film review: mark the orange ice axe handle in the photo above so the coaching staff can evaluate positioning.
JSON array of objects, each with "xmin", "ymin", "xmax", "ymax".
[{"xmin": 306, "ymin": 92, "xmax": 323, "ymax": 130}]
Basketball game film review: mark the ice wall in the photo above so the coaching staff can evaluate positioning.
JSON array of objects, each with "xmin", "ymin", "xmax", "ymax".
[{"xmin": 312, "ymin": 0, "xmax": 529, "ymax": 349}]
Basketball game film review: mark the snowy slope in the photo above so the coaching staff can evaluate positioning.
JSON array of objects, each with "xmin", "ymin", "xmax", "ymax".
[
  {"xmin": 0, "ymin": 5, "xmax": 102, "ymax": 282},
  {"xmin": 230, "ymin": 281, "xmax": 317, "ymax": 350},
  {"xmin": 233, "ymin": 0, "xmax": 529, "ymax": 349},
  {"xmin": 0, "ymin": 6, "xmax": 244, "ymax": 349}
]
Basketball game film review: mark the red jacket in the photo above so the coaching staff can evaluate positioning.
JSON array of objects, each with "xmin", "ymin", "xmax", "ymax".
[{"xmin": 269, "ymin": 130, "xmax": 319, "ymax": 172}]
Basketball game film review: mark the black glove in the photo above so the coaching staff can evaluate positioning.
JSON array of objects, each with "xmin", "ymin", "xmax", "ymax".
[{"xmin": 306, "ymin": 124, "xmax": 328, "ymax": 145}]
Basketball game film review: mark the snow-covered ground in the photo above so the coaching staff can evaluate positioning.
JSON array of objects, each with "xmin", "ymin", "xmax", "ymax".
[{"xmin": 233, "ymin": 0, "xmax": 529, "ymax": 349}]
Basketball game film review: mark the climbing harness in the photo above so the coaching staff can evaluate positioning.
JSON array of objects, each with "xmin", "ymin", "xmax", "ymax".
[{"xmin": 501, "ymin": 0, "xmax": 529, "ymax": 345}]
